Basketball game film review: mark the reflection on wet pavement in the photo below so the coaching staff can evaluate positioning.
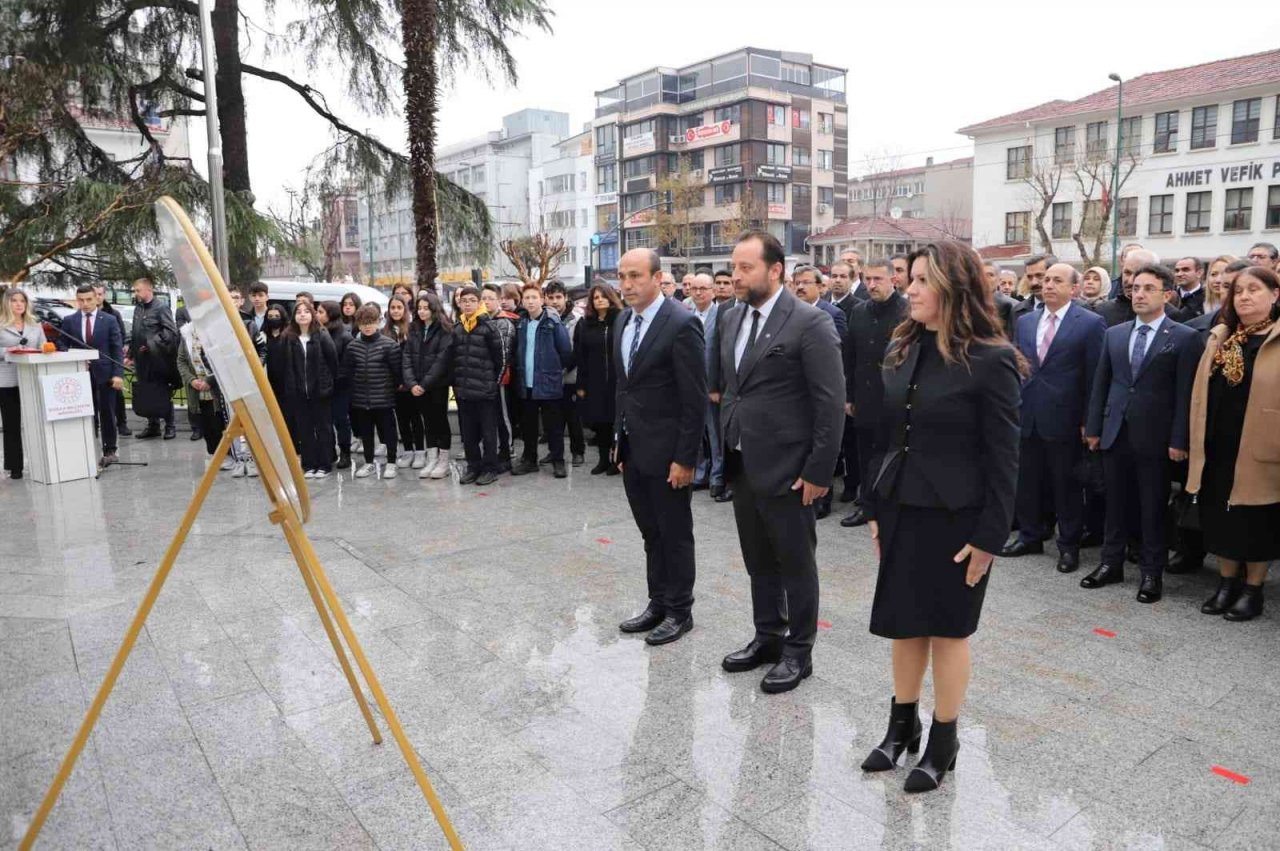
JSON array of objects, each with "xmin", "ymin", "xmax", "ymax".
[{"xmin": 1, "ymin": 435, "xmax": 1275, "ymax": 849}]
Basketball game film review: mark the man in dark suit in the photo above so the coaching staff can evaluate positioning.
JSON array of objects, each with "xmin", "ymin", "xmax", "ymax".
[
  {"xmin": 125, "ymin": 277, "xmax": 178, "ymax": 439},
  {"xmin": 1172, "ymin": 256, "xmax": 1207, "ymax": 321},
  {"xmin": 792, "ymin": 265, "xmax": 846, "ymax": 520},
  {"xmin": 985, "ymin": 262, "xmax": 1018, "ymax": 338},
  {"xmin": 826, "ymin": 260, "xmax": 862, "ymax": 504},
  {"xmin": 827, "ymin": 261, "xmax": 863, "ymax": 321},
  {"xmin": 717, "ymin": 231, "xmax": 845, "ymax": 693},
  {"xmin": 1002, "ymin": 262, "xmax": 1106, "ymax": 573},
  {"xmin": 688, "ymin": 273, "xmax": 729, "ymax": 501},
  {"xmin": 1083, "ymin": 264, "xmax": 1200, "ymax": 603},
  {"xmin": 613, "ymin": 248, "xmax": 708, "ymax": 646},
  {"xmin": 841, "ymin": 259, "xmax": 908, "ymax": 528},
  {"xmin": 1009, "ymin": 255, "xmax": 1051, "ymax": 327},
  {"xmin": 57, "ymin": 284, "xmax": 125, "ymax": 467}
]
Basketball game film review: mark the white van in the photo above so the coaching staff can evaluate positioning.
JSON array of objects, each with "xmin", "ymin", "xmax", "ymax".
[{"xmin": 259, "ymin": 280, "xmax": 389, "ymax": 316}]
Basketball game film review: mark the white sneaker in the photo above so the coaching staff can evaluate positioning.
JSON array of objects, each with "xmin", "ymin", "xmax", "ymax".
[
  {"xmin": 355, "ymin": 462, "xmax": 375, "ymax": 478},
  {"xmin": 246, "ymin": 460, "xmax": 259, "ymax": 478},
  {"xmin": 313, "ymin": 469, "xmax": 329, "ymax": 480},
  {"xmin": 352, "ymin": 438, "xmax": 363, "ymax": 455},
  {"xmin": 429, "ymin": 451, "xmax": 451, "ymax": 479},
  {"xmin": 411, "ymin": 450, "xmax": 427, "ymax": 469},
  {"xmin": 219, "ymin": 457, "xmax": 235, "ymax": 472},
  {"xmin": 384, "ymin": 464, "xmax": 398, "ymax": 479},
  {"xmin": 304, "ymin": 470, "xmax": 316, "ymax": 479},
  {"xmin": 419, "ymin": 448, "xmax": 437, "ymax": 479},
  {"xmin": 395, "ymin": 453, "xmax": 413, "ymax": 468}
]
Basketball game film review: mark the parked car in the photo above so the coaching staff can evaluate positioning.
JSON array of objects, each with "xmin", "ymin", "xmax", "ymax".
[
  {"xmin": 259, "ymin": 280, "xmax": 388, "ymax": 317},
  {"xmin": 31, "ymin": 298, "xmax": 76, "ymax": 347}
]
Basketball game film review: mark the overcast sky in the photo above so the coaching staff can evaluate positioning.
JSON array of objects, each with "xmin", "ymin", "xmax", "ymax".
[{"xmin": 190, "ymin": 0, "xmax": 1280, "ymax": 214}]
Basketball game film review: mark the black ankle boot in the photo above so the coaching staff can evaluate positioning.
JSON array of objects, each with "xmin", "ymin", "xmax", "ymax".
[
  {"xmin": 590, "ymin": 453, "xmax": 611, "ymax": 475},
  {"xmin": 861, "ymin": 697, "xmax": 921, "ymax": 771},
  {"xmin": 904, "ymin": 716, "xmax": 959, "ymax": 793},
  {"xmin": 1201, "ymin": 576, "xmax": 1243, "ymax": 615},
  {"xmin": 1223, "ymin": 584, "xmax": 1264, "ymax": 622}
]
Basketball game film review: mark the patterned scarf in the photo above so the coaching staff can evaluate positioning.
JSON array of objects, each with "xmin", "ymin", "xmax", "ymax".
[
  {"xmin": 1212, "ymin": 319, "xmax": 1274, "ymax": 386},
  {"xmin": 460, "ymin": 305, "xmax": 488, "ymax": 333}
]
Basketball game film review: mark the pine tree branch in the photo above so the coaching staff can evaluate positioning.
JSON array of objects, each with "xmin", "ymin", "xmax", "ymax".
[
  {"xmin": 158, "ymin": 108, "xmax": 205, "ymax": 117},
  {"xmin": 101, "ymin": 0, "xmax": 201, "ymax": 38}
]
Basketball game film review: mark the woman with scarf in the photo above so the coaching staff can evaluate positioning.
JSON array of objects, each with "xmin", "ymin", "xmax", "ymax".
[
  {"xmin": 1080, "ymin": 266, "xmax": 1110, "ymax": 310},
  {"xmin": 403, "ymin": 292, "xmax": 455, "ymax": 480},
  {"xmin": 449, "ymin": 286, "xmax": 503, "ymax": 486},
  {"xmin": 1186, "ymin": 265, "xmax": 1280, "ymax": 622},
  {"xmin": 574, "ymin": 284, "xmax": 623, "ymax": 475}
]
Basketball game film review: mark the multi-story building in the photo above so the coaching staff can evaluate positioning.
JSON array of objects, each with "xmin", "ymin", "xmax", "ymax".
[
  {"xmin": 962, "ymin": 49, "xmax": 1280, "ymax": 266},
  {"xmin": 847, "ymin": 156, "xmax": 973, "ymax": 222},
  {"xmin": 807, "ymin": 216, "xmax": 972, "ymax": 267},
  {"xmin": 357, "ymin": 108, "xmax": 570, "ymax": 286},
  {"xmin": 593, "ymin": 48, "xmax": 848, "ymax": 276},
  {"xmin": 527, "ymin": 128, "xmax": 596, "ymax": 285},
  {"xmin": 260, "ymin": 188, "xmax": 364, "ymax": 282}
]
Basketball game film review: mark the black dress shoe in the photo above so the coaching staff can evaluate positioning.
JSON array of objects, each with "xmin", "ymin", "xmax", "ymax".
[
  {"xmin": 459, "ymin": 470, "xmax": 479, "ymax": 485},
  {"xmin": 117, "ymin": 423, "xmax": 133, "ymax": 436},
  {"xmin": 1136, "ymin": 574, "xmax": 1163, "ymax": 604},
  {"xmin": 1000, "ymin": 538, "xmax": 1044, "ymax": 558},
  {"xmin": 605, "ymin": 464, "xmax": 620, "ymax": 476},
  {"xmin": 189, "ymin": 429, "xmax": 203, "ymax": 441},
  {"xmin": 590, "ymin": 459, "xmax": 611, "ymax": 475},
  {"xmin": 1056, "ymin": 550, "xmax": 1080, "ymax": 573},
  {"xmin": 1166, "ymin": 552, "xmax": 1204, "ymax": 574},
  {"xmin": 510, "ymin": 459, "xmax": 538, "ymax": 475},
  {"xmin": 645, "ymin": 615, "xmax": 692, "ymax": 646},
  {"xmin": 1079, "ymin": 531, "xmax": 1103, "ymax": 548},
  {"xmin": 162, "ymin": 424, "xmax": 176, "ymax": 440},
  {"xmin": 571, "ymin": 453, "xmax": 585, "ymax": 467},
  {"xmin": 136, "ymin": 425, "xmax": 161, "ymax": 439},
  {"xmin": 552, "ymin": 460, "xmax": 567, "ymax": 478},
  {"xmin": 475, "ymin": 471, "xmax": 497, "ymax": 486},
  {"xmin": 713, "ymin": 488, "xmax": 733, "ymax": 503},
  {"xmin": 710, "ymin": 484, "xmax": 725, "ymax": 498},
  {"xmin": 838, "ymin": 489, "xmax": 859, "ymax": 503},
  {"xmin": 1080, "ymin": 563, "xmax": 1124, "ymax": 589},
  {"xmin": 861, "ymin": 697, "xmax": 922, "ymax": 771},
  {"xmin": 1201, "ymin": 576, "xmax": 1243, "ymax": 615},
  {"xmin": 840, "ymin": 507, "xmax": 869, "ymax": 528},
  {"xmin": 761, "ymin": 656, "xmax": 812, "ymax": 694},
  {"xmin": 721, "ymin": 638, "xmax": 783, "ymax": 672},
  {"xmin": 620, "ymin": 604, "xmax": 664, "ymax": 633},
  {"xmin": 904, "ymin": 716, "xmax": 959, "ymax": 793},
  {"xmin": 691, "ymin": 480, "xmax": 710, "ymax": 492},
  {"xmin": 815, "ymin": 497, "xmax": 832, "ymax": 520},
  {"xmin": 1223, "ymin": 585, "xmax": 1264, "ymax": 622}
]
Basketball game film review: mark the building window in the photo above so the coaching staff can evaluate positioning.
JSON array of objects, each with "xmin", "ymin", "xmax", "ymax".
[
  {"xmin": 817, "ymin": 149, "xmax": 833, "ymax": 170},
  {"xmin": 1082, "ymin": 199, "xmax": 1105, "ymax": 238},
  {"xmin": 626, "ymin": 227, "xmax": 654, "ymax": 249},
  {"xmin": 713, "ymin": 104, "xmax": 741, "ymax": 124},
  {"xmin": 1054, "ymin": 126, "xmax": 1075, "ymax": 164},
  {"xmin": 1051, "ymin": 202, "xmax": 1072, "ymax": 239},
  {"xmin": 546, "ymin": 174, "xmax": 574, "ymax": 194},
  {"xmin": 714, "ymin": 184, "xmax": 740, "ymax": 206},
  {"xmin": 1230, "ymin": 98, "xmax": 1261, "ymax": 144},
  {"xmin": 766, "ymin": 183, "xmax": 786, "ymax": 204},
  {"xmin": 767, "ymin": 105, "xmax": 786, "ymax": 126},
  {"xmin": 1148, "ymin": 194, "xmax": 1174, "ymax": 235},
  {"xmin": 780, "ymin": 61, "xmax": 810, "ymax": 86},
  {"xmin": 679, "ymin": 113, "xmax": 704, "ymax": 133},
  {"xmin": 792, "ymin": 184, "xmax": 811, "ymax": 210},
  {"xmin": 1275, "ymin": 96, "xmax": 1280, "ymax": 140},
  {"xmin": 765, "ymin": 143, "xmax": 786, "ymax": 165},
  {"xmin": 596, "ymin": 126, "xmax": 615, "ymax": 156},
  {"xmin": 596, "ymin": 164, "xmax": 616, "ymax": 194},
  {"xmin": 1224, "ymin": 188, "xmax": 1253, "ymax": 231},
  {"xmin": 1185, "ymin": 191, "xmax": 1212, "ymax": 233},
  {"xmin": 624, "ymin": 156, "xmax": 655, "ymax": 179},
  {"xmin": 793, "ymin": 145, "xmax": 811, "ymax": 166},
  {"xmin": 547, "ymin": 210, "xmax": 576, "ymax": 229},
  {"xmin": 714, "ymin": 144, "xmax": 740, "ymax": 167},
  {"xmin": 1004, "ymin": 211, "xmax": 1029, "ymax": 244},
  {"xmin": 1006, "ymin": 145, "xmax": 1031, "ymax": 180},
  {"xmin": 817, "ymin": 186, "xmax": 834, "ymax": 207},
  {"xmin": 624, "ymin": 192, "xmax": 657, "ymax": 214},
  {"xmin": 472, "ymin": 165, "xmax": 485, "ymax": 184},
  {"xmin": 625, "ymin": 118, "xmax": 656, "ymax": 138},
  {"xmin": 818, "ymin": 112, "xmax": 834, "ymax": 134},
  {"xmin": 1119, "ymin": 116, "xmax": 1142, "ymax": 156},
  {"xmin": 1117, "ymin": 196, "xmax": 1138, "ymax": 237},
  {"xmin": 1191, "ymin": 105, "xmax": 1217, "ymax": 150},
  {"xmin": 1267, "ymin": 186, "xmax": 1280, "ymax": 229},
  {"xmin": 1086, "ymin": 120, "xmax": 1108, "ymax": 157},
  {"xmin": 1154, "ymin": 111, "xmax": 1178, "ymax": 153},
  {"xmin": 795, "ymin": 109, "xmax": 811, "ymax": 130},
  {"xmin": 685, "ymin": 150, "xmax": 705, "ymax": 171},
  {"xmin": 709, "ymin": 223, "xmax": 731, "ymax": 249}
]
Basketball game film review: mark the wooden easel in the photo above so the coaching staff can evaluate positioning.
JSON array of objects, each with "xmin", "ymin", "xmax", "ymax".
[{"xmin": 19, "ymin": 398, "xmax": 462, "ymax": 849}]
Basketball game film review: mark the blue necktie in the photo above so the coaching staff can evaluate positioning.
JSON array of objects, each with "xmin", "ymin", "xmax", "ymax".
[
  {"xmin": 1130, "ymin": 325, "xmax": 1150, "ymax": 377},
  {"xmin": 627, "ymin": 314, "xmax": 643, "ymax": 373}
]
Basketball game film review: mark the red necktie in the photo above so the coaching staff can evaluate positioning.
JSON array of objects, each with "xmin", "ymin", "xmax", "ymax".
[{"xmin": 85, "ymin": 313, "xmax": 93, "ymax": 344}]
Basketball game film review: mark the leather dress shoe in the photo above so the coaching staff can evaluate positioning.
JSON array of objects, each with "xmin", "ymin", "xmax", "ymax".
[
  {"xmin": 761, "ymin": 656, "xmax": 812, "ymax": 694},
  {"xmin": 136, "ymin": 425, "xmax": 161, "ymax": 439},
  {"xmin": 840, "ymin": 507, "xmax": 869, "ymax": 528},
  {"xmin": 713, "ymin": 487, "xmax": 733, "ymax": 503},
  {"xmin": 1056, "ymin": 550, "xmax": 1080, "ymax": 573},
  {"xmin": 1080, "ymin": 563, "xmax": 1124, "ymax": 589},
  {"xmin": 815, "ymin": 496, "xmax": 832, "ymax": 520},
  {"xmin": 1000, "ymin": 538, "xmax": 1044, "ymax": 558},
  {"xmin": 1165, "ymin": 552, "xmax": 1204, "ymax": 574},
  {"xmin": 722, "ymin": 638, "xmax": 783, "ymax": 672},
  {"xmin": 117, "ymin": 422, "xmax": 133, "ymax": 436},
  {"xmin": 1136, "ymin": 574, "xmax": 1163, "ymax": 604},
  {"xmin": 838, "ymin": 489, "xmax": 859, "ymax": 503},
  {"xmin": 645, "ymin": 615, "xmax": 692, "ymax": 645},
  {"xmin": 620, "ymin": 604, "xmax": 664, "ymax": 633},
  {"xmin": 552, "ymin": 460, "xmax": 567, "ymax": 478},
  {"xmin": 710, "ymin": 483, "xmax": 725, "ymax": 498},
  {"xmin": 189, "ymin": 428, "xmax": 204, "ymax": 442}
]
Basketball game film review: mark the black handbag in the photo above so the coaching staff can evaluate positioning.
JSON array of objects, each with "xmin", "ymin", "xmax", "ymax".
[
  {"xmin": 1173, "ymin": 488, "xmax": 1201, "ymax": 532},
  {"xmin": 131, "ymin": 379, "xmax": 172, "ymax": 419}
]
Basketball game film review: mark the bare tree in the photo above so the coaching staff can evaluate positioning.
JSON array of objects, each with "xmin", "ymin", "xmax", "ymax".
[
  {"xmin": 1070, "ymin": 146, "xmax": 1141, "ymax": 268},
  {"xmin": 854, "ymin": 148, "xmax": 906, "ymax": 218},
  {"xmin": 653, "ymin": 154, "xmax": 705, "ymax": 258},
  {"xmin": 719, "ymin": 180, "xmax": 768, "ymax": 248},
  {"xmin": 265, "ymin": 167, "xmax": 348, "ymax": 281},
  {"xmin": 500, "ymin": 233, "xmax": 566, "ymax": 287},
  {"xmin": 934, "ymin": 198, "xmax": 973, "ymax": 243},
  {"xmin": 1020, "ymin": 158, "xmax": 1065, "ymax": 254}
]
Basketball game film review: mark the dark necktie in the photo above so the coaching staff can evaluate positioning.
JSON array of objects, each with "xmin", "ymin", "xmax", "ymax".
[
  {"xmin": 84, "ymin": 313, "xmax": 93, "ymax": 344},
  {"xmin": 1130, "ymin": 325, "xmax": 1150, "ymax": 377},
  {"xmin": 738, "ymin": 309, "xmax": 761, "ymax": 371},
  {"xmin": 627, "ymin": 314, "xmax": 643, "ymax": 374}
]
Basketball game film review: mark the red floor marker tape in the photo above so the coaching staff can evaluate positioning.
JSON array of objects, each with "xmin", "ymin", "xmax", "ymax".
[
  {"xmin": 1211, "ymin": 766, "xmax": 1250, "ymax": 785},
  {"xmin": 595, "ymin": 537, "xmax": 613, "ymax": 545},
  {"xmin": 1093, "ymin": 628, "xmax": 1117, "ymax": 638},
  {"xmin": 475, "ymin": 492, "xmax": 489, "ymax": 497},
  {"xmin": 817, "ymin": 619, "xmax": 832, "ymax": 629}
]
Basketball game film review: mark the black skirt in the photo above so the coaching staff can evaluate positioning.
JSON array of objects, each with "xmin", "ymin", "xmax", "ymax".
[{"xmin": 869, "ymin": 502, "xmax": 990, "ymax": 639}]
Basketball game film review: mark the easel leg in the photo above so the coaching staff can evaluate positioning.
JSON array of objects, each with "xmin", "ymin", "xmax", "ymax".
[
  {"xmin": 278, "ymin": 519, "xmax": 382, "ymax": 744},
  {"xmin": 19, "ymin": 427, "xmax": 237, "ymax": 851},
  {"xmin": 284, "ymin": 517, "xmax": 463, "ymax": 851}
]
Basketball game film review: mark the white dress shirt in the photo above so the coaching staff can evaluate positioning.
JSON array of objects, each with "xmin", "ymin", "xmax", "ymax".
[
  {"xmin": 620, "ymin": 295, "xmax": 665, "ymax": 375},
  {"xmin": 79, "ymin": 309, "xmax": 98, "ymax": 342},
  {"xmin": 734, "ymin": 285, "xmax": 784, "ymax": 370},
  {"xmin": 1036, "ymin": 302, "xmax": 1071, "ymax": 353},
  {"xmin": 1128, "ymin": 313, "xmax": 1166, "ymax": 362}
]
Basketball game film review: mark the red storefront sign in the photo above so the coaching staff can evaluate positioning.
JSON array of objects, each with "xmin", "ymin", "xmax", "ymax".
[{"xmin": 684, "ymin": 120, "xmax": 733, "ymax": 143}]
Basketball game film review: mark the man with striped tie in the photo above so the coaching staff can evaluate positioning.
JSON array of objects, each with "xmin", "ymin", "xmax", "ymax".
[{"xmin": 612, "ymin": 248, "xmax": 707, "ymax": 647}]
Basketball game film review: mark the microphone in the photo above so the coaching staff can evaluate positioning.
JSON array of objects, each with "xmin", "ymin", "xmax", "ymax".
[{"xmin": 45, "ymin": 315, "xmax": 133, "ymax": 374}]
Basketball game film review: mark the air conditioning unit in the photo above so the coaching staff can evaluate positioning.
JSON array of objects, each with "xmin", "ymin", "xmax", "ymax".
[{"xmin": 817, "ymin": 203, "xmax": 829, "ymax": 214}]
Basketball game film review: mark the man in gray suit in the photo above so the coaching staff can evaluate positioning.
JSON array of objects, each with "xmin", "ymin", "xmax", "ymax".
[{"xmin": 716, "ymin": 231, "xmax": 846, "ymax": 694}]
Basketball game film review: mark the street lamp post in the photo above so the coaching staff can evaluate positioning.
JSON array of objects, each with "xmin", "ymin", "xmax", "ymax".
[
  {"xmin": 195, "ymin": 0, "xmax": 230, "ymax": 285},
  {"xmin": 1108, "ymin": 72, "xmax": 1123, "ymax": 277}
]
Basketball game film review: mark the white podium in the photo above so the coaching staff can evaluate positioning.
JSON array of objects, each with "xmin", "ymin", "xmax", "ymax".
[{"xmin": 5, "ymin": 350, "xmax": 101, "ymax": 484}]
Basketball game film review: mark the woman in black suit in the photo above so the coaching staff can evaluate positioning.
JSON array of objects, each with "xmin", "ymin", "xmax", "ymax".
[
  {"xmin": 574, "ymin": 284, "xmax": 624, "ymax": 475},
  {"xmin": 860, "ymin": 240, "xmax": 1023, "ymax": 792}
]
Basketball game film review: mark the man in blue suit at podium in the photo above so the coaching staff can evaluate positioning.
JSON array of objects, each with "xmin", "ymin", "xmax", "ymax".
[{"xmin": 57, "ymin": 284, "xmax": 125, "ymax": 466}]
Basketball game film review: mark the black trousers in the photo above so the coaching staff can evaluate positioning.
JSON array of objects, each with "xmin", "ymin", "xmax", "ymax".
[
  {"xmin": 352, "ymin": 406, "xmax": 397, "ymax": 463},
  {"xmin": 1101, "ymin": 429, "xmax": 1171, "ymax": 576},
  {"xmin": 115, "ymin": 389, "xmax": 128, "ymax": 428},
  {"xmin": 394, "ymin": 390, "xmax": 423, "ymax": 451},
  {"xmin": 298, "ymin": 396, "xmax": 335, "ymax": 471},
  {"xmin": 590, "ymin": 421, "xmax": 615, "ymax": 462},
  {"xmin": 196, "ymin": 398, "xmax": 226, "ymax": 456},
  {"xmin": 0, "ymin": 386, "xmax": 21, "ymax": 474},
  {"xmin": 520, "ymin": 398, "xmax": 564, "ymax": 462},
  {"xmin": 1014, "ymin": 435, "xmax": 1084, "ymax": 553},
  {"xmin": 504, "ymin": 384, "xmax": 523, "ymax": 444},
  {"xmin": 91, "ymin": 383, "xmax": 119, "ymax": 454},
  {"xmin": 457, "ymin": 398, "xmax": 498, "ymax": 473},
  {"xmin": 331, "ymin": 385, "xmax": 352, "ymax": 455},
  {"xmin": 838, "ymin": 414, "xmax": 859, "ymax": 495},
  {"xmin": 726, "ymin": 450, "xmax": 820, "ymax": 659},
  {"xmin": 416, "ymin": 388, "xmax": 452, "ymax": 449},
  {"xmin": 855, "ymin": 426, "xmax": 882, "ymax": 502},
  {"xmin": 562, "ymin": 383, "xmax": 586, "ymax": 456},
  {"xmin": 623, "ymin": 463, "xmax": 696, "ymax": 619}
]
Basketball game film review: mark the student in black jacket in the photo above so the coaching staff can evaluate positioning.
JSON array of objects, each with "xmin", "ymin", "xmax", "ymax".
[
  {"xmin": 449, "ymin": 287, "xmax": 504, "ymax": 485},
  {"xmin": 281, "ymin": 301, "xmax": 339, "ymax": 478},
  {"xmin": 383, "ymin": 295, "xmax": 423, "ymax": 470},
  {"xmin": 317, "ymin": 301, "xmax": 354, "ymax": 469},
  {"xmin": 341, "ymin": 304, "xmax": 403, "ymax": 479},
  {"xmin": 403, "ymin": 292, "xmax": 455, "ymax": 480}
]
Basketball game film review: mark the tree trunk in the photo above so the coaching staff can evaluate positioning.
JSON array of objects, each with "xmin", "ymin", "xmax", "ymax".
[
  {"xmin": 211, "ymin": 0, "xmax": 258, "ymax": 284},
  {"xmin": 401, "ymin": 0, "xmax": 438, "ymax": 290}
]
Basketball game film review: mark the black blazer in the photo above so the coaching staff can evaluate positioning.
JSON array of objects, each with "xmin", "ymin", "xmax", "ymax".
[
  {"xmin": 867, "ymin": 335, "xmax": 1022, "ymax": 554},
  {"xmin": 845, "ymin": 293, "xmax": 907, "ymax": 426},
  {"xmin": 1086, "ymin": 319, "xmax": 1201, "ymax": 455},
  {"xmin": 993, "ymin": 291, "xmax": 1018, "ymax": 339},
  {"xmin": 612, "ymin": 298, "xmax": 707, "ymax": 478},
  {"xmin": 56, "ymin": 311, "xmax": 124, "ymax": 386},
  {"xmin": 717, "ymin": 288, "xmax": 846, "ymax": 496}
]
